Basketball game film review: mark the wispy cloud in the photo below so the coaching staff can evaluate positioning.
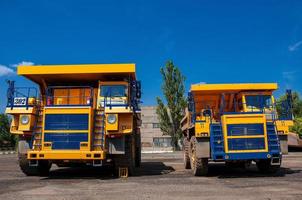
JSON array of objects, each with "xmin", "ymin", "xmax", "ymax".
[
  {"xmin": 0, "ymin": 65, "xmax": 15, "ymax": 77},
  {"xmin": 288, "ymin": 40, "xmax": 302, "ymax": 52},
  {"xmin": 11, "ymin": 61, "xmax": 35, "ymax": 68},
  {"xmin": 282, "ymin": 71, "xmax": 296, "ymax": 89}
]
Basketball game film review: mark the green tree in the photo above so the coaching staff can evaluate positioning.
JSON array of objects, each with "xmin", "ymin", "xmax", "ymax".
[
  {"xmin": 290, "ymin": 118, "xmax": 302, "ymax": 137},
  {"xmin": 276, "ymin": 91, "xmax": 302, "ymax": 118},
  {"xmin": 156, "ymin": 61, "xmax": 187, "ymax": 150},
  {"xmin": 276, "ymin": 91, "xmax": 302, "ymax": 137},
  {"xmin": 0, "ymin": 114, "xmax": 15, "ymax": 147}
]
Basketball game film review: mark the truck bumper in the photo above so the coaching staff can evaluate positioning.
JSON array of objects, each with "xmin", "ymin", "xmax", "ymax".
[
  {"xmin": 27, "ymin": 150, "xmax": 106, "ymax": 160},
  {"xmin": 223, "ymin": 152, "xmax": 281, "ymax": 161}
]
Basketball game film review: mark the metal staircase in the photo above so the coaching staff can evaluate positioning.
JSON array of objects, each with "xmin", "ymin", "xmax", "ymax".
[
  {"xmin": 32, "ymin": 107, "xmax": 44, "ymax": 150},
  {"xmin": 93, "ymin": 108, "xmax": 106, "ymax": 151},
  {"xmin": 210, "ymin": 123, "xmax": 225, "ymax": 160},
  {"xmin": 266, "ymin": 122, "xmax": 281, "ymax": 154}
]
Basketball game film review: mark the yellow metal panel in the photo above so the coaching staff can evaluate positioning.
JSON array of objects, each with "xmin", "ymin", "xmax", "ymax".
[
  {"xmin": 191, "ymin": 83, "xmax": 278, "ymax": 92},
  {"xmin": 18, "ymin": 63, "xmax": 135, "ymax": 75},
  {"xmin": 106, "ymin": 114, "xmax": 118, "ymax": 131},
  {"xmin": 276, "ymin": 120, "xmax": 294, "ymax": 135},
  {"xmin": 195, "ymin": 121, "xmax": 210, "ymax": 137},
  {"xmin": 27, "ymin": 150, "xmax": 105, "ymax": 160},
  {"xmin": 223, "ymin": 114, "xmax": 266, "ymax": 124},
  {"xmin": 44, "ymin": 107, "xmax": 90, "ymax": 114},
  {"xmin": 5, "ymin": 107, "xmax": 35, "ymax": 114},
  {"xmin": 80, "ymin": 142, "xmax": 89, "ymax": 151},
  {"xmin": 18, "ymin": 114, "xmax": 35, "ymax": 131}
]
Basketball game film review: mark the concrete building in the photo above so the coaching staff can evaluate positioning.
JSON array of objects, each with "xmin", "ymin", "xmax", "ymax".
[{"xmin": 140, "ymin": 106, "xmax": 173, "ymax": 152}]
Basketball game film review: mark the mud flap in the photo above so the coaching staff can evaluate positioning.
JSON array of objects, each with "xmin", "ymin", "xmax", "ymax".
[
  {"xmin": 195, "ymin": 138, "xmax": 210, "ymax": 159},
  {"xmin": 278, "ymin": 135, "xmax": 288, "ymax": 155}
]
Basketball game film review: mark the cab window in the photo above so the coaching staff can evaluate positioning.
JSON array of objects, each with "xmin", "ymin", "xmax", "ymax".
[
  {"xmin": 245, "ymin": 95, "xmax": 272, "ymax": 109},
  {"xmin": 100, "ymin": 85, "xmax": 127, "ymax": 97}
]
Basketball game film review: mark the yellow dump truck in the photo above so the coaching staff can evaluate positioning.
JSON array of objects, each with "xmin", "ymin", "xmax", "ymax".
[
  {"xmin": 181, "ymin": 83, "xmax": 293, "ymax": 176},
  {"xmin": 5, "ymin": 64, "xmax": 142, "ymax": 176}
]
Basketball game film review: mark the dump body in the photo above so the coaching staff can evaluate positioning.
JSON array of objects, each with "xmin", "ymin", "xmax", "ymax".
[
  {"xmin": 181, "ymin": 83, "xmax": 293, "ymax": 176},
  {"xmin": 5, "ymin": 64, "xmax": 142, "ymax": 176}
]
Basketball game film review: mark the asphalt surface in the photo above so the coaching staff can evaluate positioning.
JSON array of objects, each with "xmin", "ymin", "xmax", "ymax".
[{"xmin": 0, "ymin": 152, "xmax": 302, "ymax": 200}]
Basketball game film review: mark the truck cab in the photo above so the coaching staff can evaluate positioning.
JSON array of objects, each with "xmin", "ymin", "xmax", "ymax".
[{"xmin": 181, "ymin": 83, "xmax": 293, "ymax": 176}]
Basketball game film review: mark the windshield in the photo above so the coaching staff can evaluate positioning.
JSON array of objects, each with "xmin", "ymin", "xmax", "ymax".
[
  {"xmin": 245, "ymin": 95, "xmax": 272, "ymax": 110},
  {"xmin": 100, "ymin": 85, "xmax": 127, "ymax": 97}
]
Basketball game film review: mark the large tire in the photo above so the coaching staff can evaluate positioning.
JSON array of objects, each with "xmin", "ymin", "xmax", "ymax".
[
  {"xmin": 256, "ymin": 159, "xmax": 281, "ymax": 173},
  {"xmin": 113, "ymin": 135, "xmax": 136, "ymax": 176},
  {"xmin": 135, "ymin": 131, "xmax": 141, "ymax": 167},
  {"xmin": 189, "ymin": 137, "xmax": 208, "ymax": 176},
  {"xmin": 18, "ymin": 139, "xmax": 51, "ymax": 176},
  {"xmin": 183, "ymin": 137, "xmax": 191, "ymax": 169}
]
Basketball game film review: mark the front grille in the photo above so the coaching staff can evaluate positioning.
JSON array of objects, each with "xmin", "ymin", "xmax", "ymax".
[
  {"xmin": 44, "ymin": 133, "xmax": 88, "ymax": 150},
  {"xmin": 227, "ymin": 124, "xmax": 264, "ymax": 136},
  {"xmin": 44, "ymin": 114, "xmax": 89, "ymax": 150},
  {"xmin": 228, "ymin": 138, "xmax": 265, "ymax": 150},
  {"xmin": 227, "ymin": 123, "xmax": 266, "ymax": 151}
]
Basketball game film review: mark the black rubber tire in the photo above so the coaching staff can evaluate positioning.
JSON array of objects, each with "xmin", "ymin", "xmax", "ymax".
[
  {"xmin": 135, "ymin": 132, "xmax": 141, "ymax": 167},
  {"xmin": 18, "ymin": 154, "xmax": 51, "ymax": 176},
  {"xmin": 189, "ymin": 137, "xmax": 208, "ymax": 176},
  {"xmin": 18, "ymin": 139, "xmax": 51, "ymax": 176},
  {"xmin": 113, "ymin": 135, "xmax": 136, "ymax": 176},
  {"xmin": 183, "ymin": 138, "xmax": 191, "ymax": 169},
  {"xmin": 256, "ymin": 159, "xmax": 281, "ymax": 173}
]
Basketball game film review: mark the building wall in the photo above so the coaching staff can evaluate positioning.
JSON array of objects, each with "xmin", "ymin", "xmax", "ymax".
[{"xmin": 140, "ymin": 106, "xmax": 173, "ymax": 152}]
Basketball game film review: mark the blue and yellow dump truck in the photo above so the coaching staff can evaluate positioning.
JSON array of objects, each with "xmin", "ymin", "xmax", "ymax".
[
  {"xmin": 181, "ymin": 83, "xmax": 293, "ymax": 176},
  {"xmin": 5, "ymin": 64, "xmax": 142, "ymax": 176}
]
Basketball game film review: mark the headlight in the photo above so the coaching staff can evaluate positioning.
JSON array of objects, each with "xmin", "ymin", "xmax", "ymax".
[
  {"xmin": 21, "ymin": 115, "xmax": 29, "ymax": 125},
  {"xmin": 107, "ymin": 114, "xmax": 117, "ymax": 124}
]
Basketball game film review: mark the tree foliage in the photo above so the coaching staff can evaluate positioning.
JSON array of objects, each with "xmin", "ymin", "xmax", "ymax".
[
  {"xmin": 0, "ymin": 114, "xmax": 16, "ymax": 146},
  {"xmin": 276, "ymin": 91, "xmax": 302, "ymax": 136},
  {"xmin": 156, "ymin": 61, "xmax": 187, "ymax": 149},
  {"xmin": 276, "ymin": 91, "xmax": 302, "ymax": 118}
]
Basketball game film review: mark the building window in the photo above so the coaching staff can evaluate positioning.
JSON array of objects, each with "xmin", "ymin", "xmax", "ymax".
[
  {"xmin": 152, "ymin": 123, "xmax": 160, "ymax": 128},
  {"xmin": 153, "ymin": 137, "xmax": 172, "ymax": 148}
]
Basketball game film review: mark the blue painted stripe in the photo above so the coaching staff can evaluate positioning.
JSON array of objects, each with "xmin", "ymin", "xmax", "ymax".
[
  {"xmin": 44, "ymin": 133, "xmax": 88, "ymax": 150},
  {"xmin": 45, "ymin": 114, "xmax": 89, "ymax": 130},
  {"xmin": 227, "ymin": 123, "xmax": 264, "ymax": 136},
  {"xmin": 227, "ymin": 138, "xmax": 265, "ymax": 151},
  {"xmin": 225, "ymin": 152, "xmax": 280, "ymax": 160}
]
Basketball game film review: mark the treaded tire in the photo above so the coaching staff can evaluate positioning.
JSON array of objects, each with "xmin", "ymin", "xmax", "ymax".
[
  {"xmin": 256, "ymin": 159, "xmax": 281, "ymax": 173},
  {"xmin": 135, "ymin": 132, "xmax": 141, "ymax": 167},
  {"xmin": 18, "ymin": 139, "xmax": 51, "ymax": 176},
  {"xmin": 113, "ymin": 135, "xmax": 136, "ymax": 176},
  {"xmin": 189, "ymin": 136, "xmax": 208, "ymax": 176},
  {"xmin": 183, "ymin": 138, "xmax": 191, "ymax": 169}
]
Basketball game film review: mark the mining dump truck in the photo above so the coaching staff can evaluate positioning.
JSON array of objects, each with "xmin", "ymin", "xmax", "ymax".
[
  {"xmin": 5, "ymin": 64, "xmax": 142, "ymax": 176},
  {"xmin": 181, "ymin": 83, "xmax": 293, "ymax": 176}
]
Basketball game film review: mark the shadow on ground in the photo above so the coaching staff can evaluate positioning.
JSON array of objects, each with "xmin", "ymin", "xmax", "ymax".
[
  {"xmin": 42, "ymin": 161, "xmax": 175, "ymax": 180},
  {"xmin": 205, "ymin": 163, "xmax": 301, "ymax": 179}
]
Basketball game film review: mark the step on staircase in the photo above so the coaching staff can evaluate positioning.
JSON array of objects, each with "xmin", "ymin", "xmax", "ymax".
[
  {"xmin": 266, "ymin": 122, "xmax": 281, "ymax": 154},
  {"xmin": 93, "ymin": 109, "xmax": 106, "ymax": 151},
  {"xmin": 32, "ymin": 107, "xmax": 44, "ymax": 150},
  {"xmin": 210, "ymin": 123, "xmax": 225, "ymax": 160}
]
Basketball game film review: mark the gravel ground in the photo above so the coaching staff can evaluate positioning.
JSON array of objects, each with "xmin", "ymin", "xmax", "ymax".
[{"xmin": 0, "ymin": 151, "xmax": 302, "ymax": 200}]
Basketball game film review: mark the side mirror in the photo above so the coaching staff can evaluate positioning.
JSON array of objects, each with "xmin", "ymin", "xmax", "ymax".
[{"xmin": 136, "ymin": 81, "xmax": 141, "ymax": 99}]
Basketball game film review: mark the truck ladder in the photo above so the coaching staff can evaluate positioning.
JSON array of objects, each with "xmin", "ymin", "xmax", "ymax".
[
  {"xmin": 93, "ymin": 108, "xmax": 106, "ymax": 151},
  {"xmin": 32, "ymin": 107, "xmax": 44, "ymax": 150}
]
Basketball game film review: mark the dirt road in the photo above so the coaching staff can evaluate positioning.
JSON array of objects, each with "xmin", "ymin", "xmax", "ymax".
[{"xmin": 0, "ymin": 152, "xmax": 301, "ymax": 200}]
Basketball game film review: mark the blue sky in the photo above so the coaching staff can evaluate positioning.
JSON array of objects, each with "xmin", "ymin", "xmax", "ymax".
[{"xmin": 0, "ymin": 0, "xmax": 302, "ymax": 111}]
